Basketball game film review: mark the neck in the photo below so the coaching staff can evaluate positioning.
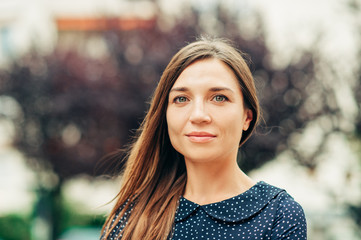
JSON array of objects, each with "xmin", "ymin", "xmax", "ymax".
[{"xmin": 183, "ymin": 158, "xmax": 255, "ymax": 205}]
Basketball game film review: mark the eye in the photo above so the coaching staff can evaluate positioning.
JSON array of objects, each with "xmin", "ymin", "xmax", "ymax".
[
  {"xmin": 174, "ymin": 96, "xmax": 188, "ymax": 103},
  {"xmin": 213, "ymin": 95, "xmax": 228, "ymax": 102}
]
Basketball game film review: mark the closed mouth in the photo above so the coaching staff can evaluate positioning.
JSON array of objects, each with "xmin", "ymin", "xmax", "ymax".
[{"xmin": 185, "ymin": 132, "xmax": 216, "ymax": 143}]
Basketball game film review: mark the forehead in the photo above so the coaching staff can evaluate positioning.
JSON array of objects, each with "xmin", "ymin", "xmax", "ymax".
[{"xmin": 172, "ymin": 58, "xmax": 240, "ymax": 90}]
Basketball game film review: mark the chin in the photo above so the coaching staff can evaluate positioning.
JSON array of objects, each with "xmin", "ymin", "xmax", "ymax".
[{"xmin": 183, "ymin": 151, "xmax": 221, "ymax": 163}]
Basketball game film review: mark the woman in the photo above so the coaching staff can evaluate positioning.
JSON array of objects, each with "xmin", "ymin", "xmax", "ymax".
[{"xmin": 100, "ymin": 37, "xmax": 307, "ymax": 239}]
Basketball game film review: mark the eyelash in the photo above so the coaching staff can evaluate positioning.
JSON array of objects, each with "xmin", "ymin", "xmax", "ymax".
[
  {"xmin": 173, "ymin": 96, "xmax": 188, "ymax": 103},
  {"xmin": 212, "ymin": 95, "xmax": 228, "ymax": 102},
  {"xmin": 172, "ymin": 95, "xmax": 229, "ymax": 103}
]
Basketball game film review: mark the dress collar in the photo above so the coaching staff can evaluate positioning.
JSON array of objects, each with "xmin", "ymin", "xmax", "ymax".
[{"xmin": 174, "ymin": 181, "xmax": 284, "ymax": 223}]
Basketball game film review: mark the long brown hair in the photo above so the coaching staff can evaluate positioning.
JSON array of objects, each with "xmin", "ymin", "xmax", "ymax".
[{"xmin": 101, "ymin": 37, "xmax": 260, "ymax": 239}]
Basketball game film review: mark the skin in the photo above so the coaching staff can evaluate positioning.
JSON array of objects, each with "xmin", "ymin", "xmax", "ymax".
[{"xmin": 166, "ymin": 58, "xmax": 255, "ymax": 205}]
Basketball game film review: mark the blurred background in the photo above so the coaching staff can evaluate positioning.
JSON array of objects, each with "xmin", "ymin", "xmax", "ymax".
[{"xmin": 0, "ymin": 0, "xmax": 360, "ymax": 239}]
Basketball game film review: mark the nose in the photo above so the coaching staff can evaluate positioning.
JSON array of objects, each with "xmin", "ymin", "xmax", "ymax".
[{"xmin": 189, "ymin": 100, "xmax": 211, "ymax": 124}]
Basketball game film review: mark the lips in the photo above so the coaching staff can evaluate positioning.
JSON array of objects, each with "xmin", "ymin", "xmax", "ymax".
[{"xmin": 185, "ymin": 131, "xmax": 216, "ymax": 143}]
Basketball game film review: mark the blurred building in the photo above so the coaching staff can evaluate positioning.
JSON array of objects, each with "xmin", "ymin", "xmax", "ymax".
[{"xmin": 0, "ymin": 0, "xmax": 157, "ymax": 68}]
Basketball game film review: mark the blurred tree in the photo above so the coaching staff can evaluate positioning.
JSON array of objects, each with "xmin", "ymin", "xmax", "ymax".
[
  {"xmin": 347, "ymin": 0, "xmax": 361, "ymax": 233},
  {"xmin": 0, "ymin": 6, "xmax": 310, "ymax": 179},
  {"xmin": 0, "ymin": 215, "xmax": 31, "ymax": 240},
  {"xmin": 349, "ymin": 0, "xmax": 361, "ymax": 137},
  {"xmin": 3, "ymin": 0, "xmax": 360, "ymax": 238}
]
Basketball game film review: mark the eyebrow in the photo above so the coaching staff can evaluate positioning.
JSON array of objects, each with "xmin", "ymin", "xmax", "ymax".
[{"xmin": 169, "ymin": 87, "xmax": 235, "ymax": 93}]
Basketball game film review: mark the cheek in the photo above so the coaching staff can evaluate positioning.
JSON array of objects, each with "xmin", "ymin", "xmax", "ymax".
[
  {"xmin": 220, "ymin": 112, "xmax": 244, "ymax": 140},
  {"xmin": 166, "ymin": 108, "xmax": 188, "ymax": 153},
  {"xmin": 166, "ymin": 117, "xmax": 181, "ymax": 153},
  {"xmin": 166, "ymin": 106, "xmax": 186, "ymax": 128},
  {"xmin": 166, "ymin": 109, "xmax": 179, "ymax": 139}
]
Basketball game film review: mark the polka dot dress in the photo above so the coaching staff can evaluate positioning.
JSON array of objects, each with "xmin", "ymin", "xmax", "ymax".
[
  {"xmin": 101, "ymin": 181, "xmax": 307, "ymax": 240},
  {"xmin": 172, "ymin": 181, "xmax": 306, "ymax": 239}
]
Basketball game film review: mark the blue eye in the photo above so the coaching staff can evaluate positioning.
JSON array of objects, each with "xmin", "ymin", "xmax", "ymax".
[
  {"xmin": 175, "ymin": 96, "xmax": 188, "ymax": 103},
  {"xmin": 213, "ymin": 95, "xmax": 227, "ymax": 102}
]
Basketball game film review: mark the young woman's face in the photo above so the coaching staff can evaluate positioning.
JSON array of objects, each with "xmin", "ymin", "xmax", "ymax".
[{"xmin": 166, "ymin": 58, "xmax": 253, "ymax": 164}]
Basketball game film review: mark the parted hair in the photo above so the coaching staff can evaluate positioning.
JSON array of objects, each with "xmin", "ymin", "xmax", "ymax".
[{"xmin": 101, "ymin": 37, "xmax": 260, "ymax": 239}]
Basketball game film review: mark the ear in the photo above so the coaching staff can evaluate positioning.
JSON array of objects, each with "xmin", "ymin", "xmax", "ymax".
[{"xmin": 242, "ymin": 109, "xmax": 253, "ymax": 131}]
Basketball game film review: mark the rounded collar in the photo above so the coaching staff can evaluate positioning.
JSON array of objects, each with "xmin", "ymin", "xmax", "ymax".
[{"xmin": 174, "ymin": 181, "xmax": 284, "ymax": 223}]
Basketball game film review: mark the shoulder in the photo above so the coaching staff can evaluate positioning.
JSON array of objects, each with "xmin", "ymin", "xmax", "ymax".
[
  {"xmin": 263, "ymin": 183, "xmax": 307, "ymax": 239},
  {"xmin": 255, "ymin": 181, "xmax": 304, "ymax": 213},
  {"xmin": 275, "ymin": 190, "xmax": 305, "ymax": 217}
]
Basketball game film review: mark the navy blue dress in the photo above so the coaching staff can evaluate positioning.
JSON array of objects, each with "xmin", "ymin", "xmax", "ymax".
[{"xmin": 101, "ymin": 181, "xmax": 307, "ymax": 239}]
